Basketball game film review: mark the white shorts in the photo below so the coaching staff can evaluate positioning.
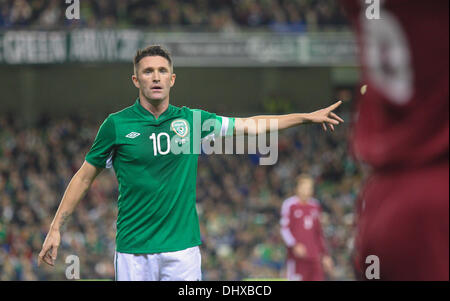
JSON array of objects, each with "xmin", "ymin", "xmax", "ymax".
[{"xmin": 114, "ymin": 246, "xmax": 202, "ymax": 281}]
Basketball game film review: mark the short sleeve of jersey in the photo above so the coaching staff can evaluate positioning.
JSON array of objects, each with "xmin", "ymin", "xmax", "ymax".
[
  {"xmin": 85, "ymin": 116, "xmax": 116, "ymax": 168},
  {"xmin": 192, "ymin": 109, "xmax": 235, "ymax": 140}
]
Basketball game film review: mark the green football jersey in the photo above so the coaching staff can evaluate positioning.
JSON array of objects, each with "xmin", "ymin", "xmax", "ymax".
[{"xmin": 85, "ymin": 98, "xmax": 235, "ymax": 253}]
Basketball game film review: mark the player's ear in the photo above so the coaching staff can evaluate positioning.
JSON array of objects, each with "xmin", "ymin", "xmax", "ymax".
[
  {"xmin": 170, "ymin": 73, "xmax": 176, "ymax": 87},
  {"xmin": 132, "ymin": 74, "xmax": 140, "ymax": 89}
]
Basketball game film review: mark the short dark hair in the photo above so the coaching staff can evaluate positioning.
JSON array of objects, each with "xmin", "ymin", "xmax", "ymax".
[{"xmin": 133, "ymin": 45, "xmax": 173, "ymax": 72}]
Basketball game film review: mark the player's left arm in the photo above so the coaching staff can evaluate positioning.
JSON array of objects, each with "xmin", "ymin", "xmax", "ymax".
[{"xmin": 233, "ymin": 101, "xmax": 344, "ymax": 136}]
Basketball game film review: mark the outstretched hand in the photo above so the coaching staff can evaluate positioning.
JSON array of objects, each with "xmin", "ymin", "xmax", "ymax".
[{"xmin": 307, "ymin": 100, "xmax": 344, "ymax": 131}]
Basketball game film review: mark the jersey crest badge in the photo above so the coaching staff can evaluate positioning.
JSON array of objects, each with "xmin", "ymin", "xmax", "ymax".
[{"xmin": 171, "ymin": 119, "xmax": 189, "ymax": 138}]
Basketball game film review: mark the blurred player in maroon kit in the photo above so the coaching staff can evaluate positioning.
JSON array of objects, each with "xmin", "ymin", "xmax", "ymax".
[
  {"xmin": 280, "ymin": 174, "xmax": 334, "ymax": 281},
  {"xmin": 340, "ymin": 0, "xmax": 449, "ymax": 280}
]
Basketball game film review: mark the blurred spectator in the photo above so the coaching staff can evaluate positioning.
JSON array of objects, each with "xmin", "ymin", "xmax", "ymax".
[
  {"xmin": 10, "ymin": 0, "xmax": 32, "ymax": 26},
  {"xmin": 0, "ymin": 1, "xmax": 12, "ymax": 27},
  {"xmin": 36, "ymin": 0, "xmax": 61, "ymax": 28}
]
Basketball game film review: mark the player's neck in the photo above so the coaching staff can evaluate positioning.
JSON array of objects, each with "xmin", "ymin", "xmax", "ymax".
[
  {"xmin": 297, "ymin": 196, "xmax": 309, "ymax": 204},
  {"xmin": 139, "ymin": 95, "xmax": 170, "ymax": 119}
]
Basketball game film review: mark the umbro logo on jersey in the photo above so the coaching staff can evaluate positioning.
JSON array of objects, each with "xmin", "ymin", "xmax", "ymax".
[{"xmin": 125, "ymin": 132, "xmax": 141, "ymax": 139}]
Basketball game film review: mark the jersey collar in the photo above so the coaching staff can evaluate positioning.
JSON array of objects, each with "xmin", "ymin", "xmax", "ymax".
[{"xmin": 133, "ymin": 98, "xmax": 178, "ymax": 123}]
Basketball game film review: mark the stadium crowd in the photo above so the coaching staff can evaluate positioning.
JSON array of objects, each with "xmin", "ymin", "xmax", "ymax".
[
  {"xmin": 0, "ymin": 0, "xmax": 348, "ymax": 32},
  {"xmin": 0, "ymin": 105, "xmax": 361, "ymax": 280}
]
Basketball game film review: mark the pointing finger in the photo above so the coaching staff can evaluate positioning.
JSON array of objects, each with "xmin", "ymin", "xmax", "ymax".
[{"xmin": 327, "ymin": 100, "xmax": 343, "ymax": 112}]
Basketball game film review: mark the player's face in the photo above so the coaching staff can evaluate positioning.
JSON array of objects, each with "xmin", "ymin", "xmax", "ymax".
[
  {"xmin": 297, "ymin": 179, "xmax": 314, "ymax": 200},
  {"xmin": 132, "ymin": 56, "xmax": 176, "ymax": 102}
]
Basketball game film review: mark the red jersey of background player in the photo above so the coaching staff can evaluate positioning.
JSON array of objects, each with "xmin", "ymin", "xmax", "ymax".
[
  {"xmin": 341, "ymin": 0, "xmax": 449, "ymax": 170},
  {"xmin": 281, "ymin": 196, "xmax": 327, "ymax": 261},
  {"xmin": 280, "ymin": 174, "xmax": 332, "ymax": 281}
]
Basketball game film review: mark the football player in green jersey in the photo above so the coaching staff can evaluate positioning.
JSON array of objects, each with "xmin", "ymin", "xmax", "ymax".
[{"xmin": 38, "ymin": 45, "xmax": 344, "ymax": 280}]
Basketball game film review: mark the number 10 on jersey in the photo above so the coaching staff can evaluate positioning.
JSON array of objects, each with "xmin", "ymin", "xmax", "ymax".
[{"xmin": 149, "ymin": 133, "xmax": 171, "ymax": 156}]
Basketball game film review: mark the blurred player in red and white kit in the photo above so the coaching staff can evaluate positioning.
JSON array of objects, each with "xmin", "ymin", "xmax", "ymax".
[
  {"xmin": 340, "ymin": 0, "xmax": 449, "ymax": 280},
  {"xmin": 280, "ymin": 174, "xmax": 334, "ymax": 281}
]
